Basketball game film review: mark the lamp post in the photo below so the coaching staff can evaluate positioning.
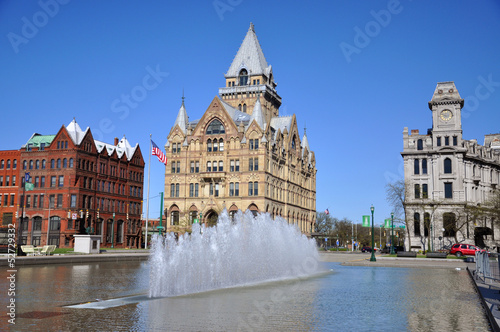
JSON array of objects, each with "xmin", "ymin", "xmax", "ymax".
[
  {"xmin": 390, "ymin": 212, "xmax": 395, "ymax": 255},
  {"xmin": 111, "ymin": 212, "xmax": 115, "ymax": 248},
  {"xmin": 370, "ymin": 205, "xmax": 376, "ymax": 262}
]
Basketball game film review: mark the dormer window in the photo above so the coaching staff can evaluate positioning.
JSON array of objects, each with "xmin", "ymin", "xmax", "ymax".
[
  {"xmin": 239, "ymin": 69, "xmax": 248, "ymax": 86},
  {"xmin": 206, "ymin": 119, "xmax": 225, "ymax": 135}
]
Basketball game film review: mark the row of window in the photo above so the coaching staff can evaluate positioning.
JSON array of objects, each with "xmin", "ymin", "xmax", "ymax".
[
  {"xmin": 172, "ymin": 159, "xmax": 258, "ymax": 174},
  {"xmin": 0, "ymin": 175, "xmax": 16, "ymax": 186},
  {"xmin": 22, "ymin": 158, "xmax": 75, "ymax": 170},
  {"xmin": 415, "ymin": 136, "xmax": 458, "ymax": 150},
  {"xmin": 413, "ymin": 212, "xmax": 457, "ymax": 237},
  {"xmin": 414, "ymin": 182, "xmax": 453, "ymax": 199},
  {"xmin": 414, "ymin": 158, "xmax": 453, "ymax": 175},
  {"xmin": 207, "ymin": 138, "xmax": 224, "ymax": 152},
  {"xmin": 0, "ymin": 159, "xmax": 17, "ymax": 169},
  {"xmin": 0, "ymin": 194, "xmax": 16, "ymax": 207},
  {"xmin": 171, "ymin": 182, "xmax": 259, "ymax": 198}
]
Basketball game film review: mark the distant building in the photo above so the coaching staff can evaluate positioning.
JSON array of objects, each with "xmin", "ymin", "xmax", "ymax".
[
  {"xmin": 163, "ymin": 23, "xmax": 317, "ymax": 235},
  {"xmin": 0, "ymin": 150, "xmax": 21, "ymax": 250},
  {"xmin": 402, "ymin": 82, "xmax": 500, "ymax": 251},
  {"xmin": 6, "ymin": 119, "xmax": 145, "ymax": 248}
]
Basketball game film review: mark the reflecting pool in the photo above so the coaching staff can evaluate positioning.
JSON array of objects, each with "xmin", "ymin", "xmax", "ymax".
[{"xmin": 1, "ymin": 261, "xmax": 490, "ymax": 331}]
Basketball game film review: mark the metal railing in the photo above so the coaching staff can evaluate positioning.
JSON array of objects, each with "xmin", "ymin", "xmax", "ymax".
[{"xmin": 475, "ymin": 252, "xmax": 500, "ymax": 283}]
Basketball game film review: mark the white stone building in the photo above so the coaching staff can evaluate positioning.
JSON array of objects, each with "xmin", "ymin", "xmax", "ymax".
[{"xmin": 402, "ymin": 82, "xmax": 500, "ymax": 251}]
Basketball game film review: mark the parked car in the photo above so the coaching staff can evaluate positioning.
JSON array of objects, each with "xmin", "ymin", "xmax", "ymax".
[
  {"xmin": 449, "ymin": 243, "xmax": 486, "ymax": 257},
  {"xmin": 361, "ymin": 246, "xmax": 375, "ymax": 253},
  {"xmin": 380, "ymin": 246, "xmax": 405, "ymax": 254}
]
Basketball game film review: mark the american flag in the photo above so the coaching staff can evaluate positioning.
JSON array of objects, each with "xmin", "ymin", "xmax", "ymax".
[
  {"xmin": 151, "ymin": 140, "xmax": 167, "ymax": 165},
  {"xmin": 325, "ymin": 208, "xmax": 329, "ymax": 215}
]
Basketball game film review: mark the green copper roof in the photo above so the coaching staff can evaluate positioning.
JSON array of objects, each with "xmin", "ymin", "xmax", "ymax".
[{"xmin": 27, "ymin": 134, "xmax": 56, "ymax": 147}]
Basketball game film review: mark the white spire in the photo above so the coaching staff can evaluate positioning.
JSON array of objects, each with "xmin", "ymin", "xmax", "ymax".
[
  {"xmin": 174, "ymin": 97, "xmax": 188, "ymax": 133},
  {"xmin": 251, "ymin": 96, "xmax": 265, "ymax": 130}
]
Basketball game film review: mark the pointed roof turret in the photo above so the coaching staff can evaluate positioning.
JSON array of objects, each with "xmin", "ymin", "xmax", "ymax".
[
  {"xmin": 174, "ymin": 96, "xmax": 189, "ymax": 133},
  {"xmin": 250, "ymin": 94, "xmax": 265, "ymax": 130},
  {"xmin": 225, "ymin": 23, "xmax": 270, "ymax": 78}
]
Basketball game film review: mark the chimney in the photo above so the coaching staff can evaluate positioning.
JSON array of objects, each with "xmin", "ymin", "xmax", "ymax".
[
  {"xmin": 114, "ymin": 137, "xmax": 119, "ymax": 145},
  {"xmin": 411, "ymin": 129, "xmax": 419, "ymax": 135}
]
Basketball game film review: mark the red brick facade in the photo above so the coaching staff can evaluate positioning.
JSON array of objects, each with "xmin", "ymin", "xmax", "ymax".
[
  {"xmin": 0, "ymin": 150, "xmax": 21, "ymax": 249},
  {"xmin": 12, "ymin": 121, "xmax": 144, "ymax": 249}
]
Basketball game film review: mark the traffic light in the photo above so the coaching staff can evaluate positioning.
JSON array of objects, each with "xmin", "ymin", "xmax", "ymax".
[
  {"xmin": 97, "ymin": 209, "xmax": 99, "ymax": 219},
  {"xmin": 86, "ymin": 209, "xmax": 89, "ymax": 219}
]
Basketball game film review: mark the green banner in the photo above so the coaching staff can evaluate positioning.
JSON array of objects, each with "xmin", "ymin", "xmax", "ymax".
[
  {"xmin": 399, "ymin": 225, "xmax": 405, "ymax": 229},
  {"xmin": 25, "ymin": 182, "xmax": 34, "ymax": 191},
  {"xmin": 362, "ymin": 215, "xmax": 370, "ymax": 227},
  {"xmin": 384, "ymin": 218, "xmax": 391, "ymax": 228}
]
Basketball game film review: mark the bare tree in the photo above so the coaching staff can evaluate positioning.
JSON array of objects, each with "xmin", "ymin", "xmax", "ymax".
[
  {"xmin": 315, "ymin": 212, "xmax": 334, "ymax": 235},
  {"xmin": 386, "ymin": 180, "xmax": 412, "ymax": 249}
]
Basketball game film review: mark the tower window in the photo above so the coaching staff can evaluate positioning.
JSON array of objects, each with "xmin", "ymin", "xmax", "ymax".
[
  {"xmin": 239, "ymin": 69, "xmax": 248, "ymax": 86},
  {"xmin": 422, "ymin": 159, "xmax": 427, "ymax": 174},
  {"xmin": 206, "ymin": 119, "xmax": 225, "ymax": 135},
  {"xmin": 417, "ymin": 139, "xmax": 423, "ymax": 150},
  {"xmin": 444, "ymin": 158, "xmax": 452, "ymax": 174},
  {"xmin": 444, "ymin": 182, "xmax": 453, "ymax": 198},
  {"xmin": 414, "ymin": 159, "xmax": 420, "ymax": 175},
  {"xmin": 453, "ymin": 136, "xmax": 458, "ymax": 146},
  {"xmin": 437, "ymin": 137, "xmax": 441, "ymax": 146},
  {"xmin": 445, "ymin": 136, "xmax": 449, "ymax": 146}
]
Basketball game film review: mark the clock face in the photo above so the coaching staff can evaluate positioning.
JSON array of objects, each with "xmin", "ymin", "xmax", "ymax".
[{"xmin": 440, "ymin": 109, "xmax": 453, "ymax": 121}]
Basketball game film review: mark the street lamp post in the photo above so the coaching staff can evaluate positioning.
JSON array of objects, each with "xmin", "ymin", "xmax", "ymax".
[
  {"xmin": 370, "ymin": 205, "xmax": 376, "ymax": 262},
  {"xmin": 390, "ymin": 212, "xmax": 395, "ymax": 255}
]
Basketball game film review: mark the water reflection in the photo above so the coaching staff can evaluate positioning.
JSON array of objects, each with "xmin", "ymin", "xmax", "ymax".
[{"xmin": 1, "ymin": 261, "xmax": 491, "ymax": 331}]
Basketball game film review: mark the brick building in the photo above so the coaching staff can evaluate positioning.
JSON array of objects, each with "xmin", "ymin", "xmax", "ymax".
[
  {"xmin": 14, "ymin": 119, "xmax": 144, "ymax": 248},
  {"xmin": 0, "ymin": 150, "xmax": 21, "ymax": 250}
]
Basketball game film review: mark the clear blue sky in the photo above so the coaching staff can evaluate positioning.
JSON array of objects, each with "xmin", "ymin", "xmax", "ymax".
[{"xmin": 1, "ymin": 1, "xmax": 499, "ymax": 225}]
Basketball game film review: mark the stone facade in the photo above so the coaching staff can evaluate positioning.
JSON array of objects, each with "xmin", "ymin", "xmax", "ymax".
[
  {"xmin": 163, "ymin": 24, "xmax": 317, "ymax": 236},
  {"xmin": 402, "ymin": 82, "xmax": 500, "ymax": 251}
]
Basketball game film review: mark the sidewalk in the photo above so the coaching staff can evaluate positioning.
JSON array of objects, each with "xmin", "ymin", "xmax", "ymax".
[
  {"xmin": 0, "ymin": 249, "xmax": 151, "ymax": 266},
  {"xmin": 467, "ymin": 264, "xmax": 500, "ymax": 332}
]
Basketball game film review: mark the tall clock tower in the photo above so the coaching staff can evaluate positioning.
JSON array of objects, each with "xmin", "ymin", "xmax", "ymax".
[{"xmin": 428, "ymin": 81, "xmax": 464, "ymax": 146}]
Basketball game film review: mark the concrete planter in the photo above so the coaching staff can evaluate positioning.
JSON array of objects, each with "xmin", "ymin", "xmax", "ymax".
[
  {"xmin": 397, "ymin": 251, "xmax": 417, "ymax": 258},
  {"xmin": 426, "ymin": 252, "xmax": 448, "ymax": 259}
]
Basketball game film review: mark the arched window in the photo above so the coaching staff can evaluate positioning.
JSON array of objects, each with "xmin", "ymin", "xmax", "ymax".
[
  {"xmin": 414, "ymin": 213, "xmax": 421, "ymax": 236},
  {"xmin": 213, "ymin": 138, "xmax": 218, "ymax": 152},
  {"xmin": 51, "ymin": 159, "xmax": 55, "ymax": 168},
  {"xmin": 443, "ymin": 213, "xmax": 456, "ymax": 237},
  {"xmin": 243, "ymin": 104, "xmax": 247, "ymax": 113},
  {"xmin": 171, "ymin": 211, "xmax": 180, "ymax": 226},
  {"xmin": 239, "ymin": 69, "xmax": 248, "ymax": 86},
  {"xmin": 69, "ymin": 158, "xmax": 73, "ymax": 168},
  {"xmin": 219, "ymin": 139, "xmax": 224, "ymax": 151},
  {"xmin": 23, "ymin": 160, "xmax": 27, "ymax": 170},
  {"xmin": 206, "ymin": 119, "xmax": 225, "ymax": 135},
  {"xmin": 424, "ymin": 213, "xmax": 430, "ymax": 237},
  {"xmin": 207, "ymin": 139, "xmax": 212, "ymax": 152},
  {"xmin": 422, "ymin": 158, "xmax": 427, "ymax": 174},
  {"xmin": 63, "ymin": 158, "xmax": 67, "ymax": 168},
  {"xmin": 417, "ymin": 139, "xmax": 423, "ymax": 150},
  {"xmin": 42, "ymin": 159, "xmax": 46, "ymax": 169},
  {"xmin": 444, "ymin": 158, "xmax": 452, "ymax": 174}
]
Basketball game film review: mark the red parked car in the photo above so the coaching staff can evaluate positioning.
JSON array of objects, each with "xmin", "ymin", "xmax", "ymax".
[{"xmin": 449, "ymin": 243, "xmax": 485, "ymax": 257}]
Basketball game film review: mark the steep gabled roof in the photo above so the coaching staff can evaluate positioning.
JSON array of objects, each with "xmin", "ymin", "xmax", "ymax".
[
  {"xmin": 269, "ymin": 116, "xmax": 293, "ymax": 141},
  {"xmin": 66, "ymin": 118, "xmax": 89, "ymax": 145},
  {"xmin": 225, "ymin": 23, "xmax": 271, "ymax": 78}
]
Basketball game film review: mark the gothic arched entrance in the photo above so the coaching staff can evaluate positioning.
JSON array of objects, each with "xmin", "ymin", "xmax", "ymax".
[{"xmin": 206, "ymin": 210, "xmax": 219, "ymax": 227}]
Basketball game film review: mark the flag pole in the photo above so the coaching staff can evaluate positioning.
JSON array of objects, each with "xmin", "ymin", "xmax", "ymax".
[{"xmin": 145, "ymin": 134, "xmax": 152, "ymax": 249}]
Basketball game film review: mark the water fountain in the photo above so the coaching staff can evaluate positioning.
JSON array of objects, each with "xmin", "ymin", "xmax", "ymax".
[{"xmin": 149, "ymin": 209, "xmax": 325, "ymax": 297}]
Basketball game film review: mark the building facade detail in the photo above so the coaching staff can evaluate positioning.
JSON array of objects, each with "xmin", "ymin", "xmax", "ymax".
[
  {"xmin": 402, "ymin": 82, "xmax": 500, "ymax": 251},
  {"xmin": 2, "ymin": 119, "xmax": 145, "ymax": 248},
  {"xmin": 163, "ymin": 24, "xmax": 317, "ymax": 236}
]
